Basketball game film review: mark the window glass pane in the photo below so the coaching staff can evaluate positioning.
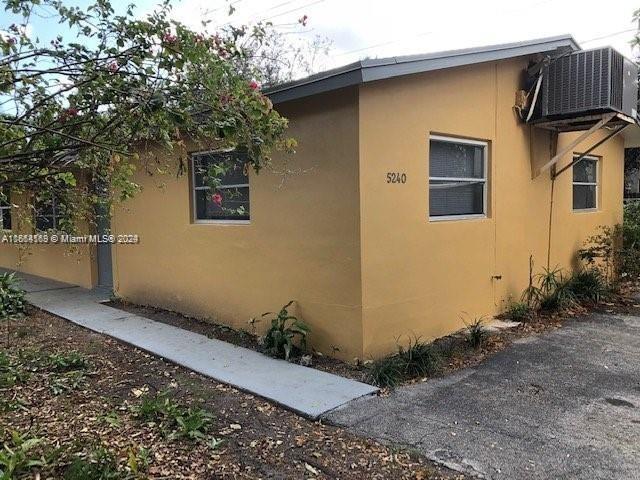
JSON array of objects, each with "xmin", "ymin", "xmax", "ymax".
[
  {"xmin": 0, "ymin": 188, "xmax": 10, "ymax": 208},
  {"xmin": 430, "ymin": 140, "xmax": 484, "ymax": 178},
  {"xmin": 573, "ymin": 158, "xmax": 597, "ymax": 183},
  {"xmin": 573, "ymin": 185, "xmax": 596, "ymax": 210},
  {"xmin": 430, "ymin": 180, "xmax": 484, "ymax": 217},
  {"xmin": 195, "ymin": 188, "xmax": 250, "ymax": 221},
  {"xmin": 194, "ymin": 152, "xmax": 248, "ymax": 188},
  {"xmin": 1, "ymin": 209, "xmax": 10, "ymax": 230},
  {"xmin": 193, "ymin": 150, "xmax": 250, "ymax": 221},
  {"xmin": 36, "ymin": 215, "xmax": 53, "ymax": 231}
]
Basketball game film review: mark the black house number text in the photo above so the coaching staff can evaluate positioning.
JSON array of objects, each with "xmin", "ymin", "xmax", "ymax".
[{"xmin": 386, "ymin": 172, "xmax": 407, "ymax": 184}]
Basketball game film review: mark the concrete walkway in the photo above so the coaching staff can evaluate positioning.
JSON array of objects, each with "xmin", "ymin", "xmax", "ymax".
[
  {"xmin": 326, "ymin": 312, "xmax": 640, "ymax": 479},
  {"xmin": 5, "ymin": 269, "xmax": 377, "ymax": 419}
]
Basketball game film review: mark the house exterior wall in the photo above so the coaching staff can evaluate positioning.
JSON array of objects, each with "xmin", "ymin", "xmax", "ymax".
[
  {"xmin": 111, "ymin": 88, "xmax": 363, "ymax": 360},
  {"xmin": 0, "ymin": 192, "xmax": 96, "ymax": 288},
  {"xmin": 358, "ymin": 57, "xmax": 624, "ymax": 358}
]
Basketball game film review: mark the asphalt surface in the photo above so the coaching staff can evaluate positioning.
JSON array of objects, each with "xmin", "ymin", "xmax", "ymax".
[{"xmin": 325, "ymin": 313, "xmax": 640, "ymax": 479}]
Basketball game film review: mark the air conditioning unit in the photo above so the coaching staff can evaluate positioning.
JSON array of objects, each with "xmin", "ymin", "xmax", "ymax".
[{"xmin": 532, "ymin": 47, "xmax": 638, "ymax": 123}]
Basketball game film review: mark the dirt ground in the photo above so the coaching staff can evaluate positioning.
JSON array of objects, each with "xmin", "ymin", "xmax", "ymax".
[{"xmin": 0, "ymin": 309, "xmax": 464, "ymax": 479}]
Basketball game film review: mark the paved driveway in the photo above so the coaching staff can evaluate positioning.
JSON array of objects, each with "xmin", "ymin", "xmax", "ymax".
[{"xmin": 325, "ymin": 313, "xmax": 640, "ymax": 479}]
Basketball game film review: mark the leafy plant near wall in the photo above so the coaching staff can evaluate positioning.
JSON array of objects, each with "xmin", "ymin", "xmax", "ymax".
[
  {"xmin": 504, "ymin": 301, "xmax": 533, "ymax": 322},
  {"xmin": 366, "ymin": 336, "xmax": 442, "ymax": 388},
  {"xmin": 260, "ymin": 301, "xmax": 310, "ymax": 361},
  {"xmin": 578, "ymin": 225, "xmax": 622, "ymax": 284},
  {"xmin": 565, "ymin": 269, "xmax": 609, "ymax": 303},
  {"xmin": 464, "ymin": 318, "xmax": 488, "ymax": 349}
]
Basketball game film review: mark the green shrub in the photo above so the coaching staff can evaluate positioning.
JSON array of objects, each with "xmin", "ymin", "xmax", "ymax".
[
  {"xmin": 366, "ymin": 355, "xmax": 405, "ymax": 388},
  {"xmin": 535, "ymin": 266, "xmax": 577, "ymax": 312},
  {"xmin": 260, "ymin": 301, "xmax": 310, "ymax": 360},
  {"xmin": 397, "ymin": 336, "xmax": 440, "ymax": 378},
  {"xmin": 464, "ymin": 318, "xmax": 488, "ymax": 349},
  {"xmin": 0, "ymin": 430, "xmax": 46, "ymax": 479},
  {"xmin": 0, "ymin": 272, "xmax": 26, "ymax": 319},
  {"xmin": 566, "ymin": 269, "xmax": 608, "ymax": 302},
  {"xmin": 366, "ymin": 337, "xmax": 441, "ymax": 388},
  {"xmin": 505, "ymin": 302, "xmax": 532, "ymax": 321}
]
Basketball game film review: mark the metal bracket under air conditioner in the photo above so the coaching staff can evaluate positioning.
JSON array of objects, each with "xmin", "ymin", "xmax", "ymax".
[{"xmin": 532, "ymin": 112, "xmax": 632, "ymax": 179}]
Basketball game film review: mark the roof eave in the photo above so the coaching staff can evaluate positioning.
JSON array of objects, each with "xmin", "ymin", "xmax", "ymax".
[{"xmin": 266, "ymin": 35, "xmax": 580, "ymax": 105}]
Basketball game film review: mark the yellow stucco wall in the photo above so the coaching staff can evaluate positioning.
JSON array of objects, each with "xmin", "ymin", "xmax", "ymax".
[
  {"xmin": 0, "ymin": 192, "xmax": 96, "ymax": 288},
  {"xmin": 0, "ymin": 55, "xmax": 624, "ymax": 361},
  {"xmin": 358, "ymin": 57, "xmax": 623, "ymax": 358},
  {"xmin": 112, "ymin": 88, "xmax": 363, "ymax": 360}
]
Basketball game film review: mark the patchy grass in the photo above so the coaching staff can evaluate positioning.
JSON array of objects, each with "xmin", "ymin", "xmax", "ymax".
[{"xmin": 0, "ymin": 310, "xmax": 463, "ymax": 480}]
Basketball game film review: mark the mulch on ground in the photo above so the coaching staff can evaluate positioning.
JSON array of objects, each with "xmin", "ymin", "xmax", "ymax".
[{"xmin": 0, "ymin": 309, "xmax": 464, "ymax": 479}]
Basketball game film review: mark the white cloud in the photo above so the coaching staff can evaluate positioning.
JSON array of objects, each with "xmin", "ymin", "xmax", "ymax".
[{"xmin": 169, "ymin": 0, "xmax": 639, "ymax": 71}]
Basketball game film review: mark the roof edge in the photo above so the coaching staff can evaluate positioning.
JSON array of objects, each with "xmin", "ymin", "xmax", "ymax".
[{"xmin": 266, "ymin": 34, "xmax": 580, "ymax": 104}]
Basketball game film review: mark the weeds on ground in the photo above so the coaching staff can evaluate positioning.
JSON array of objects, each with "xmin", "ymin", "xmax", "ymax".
[
  {"xmin": 63, "ymin": 447, "xmax": 122, "ymax": 480},
  {"xmin": 132, "ymin": 392, "xmax": 214, "ymax": 442},
  {"xmin": 505, "ymin": 301, "xmax": 532, "ymax": 322},
  {"xmin": 0, "ymin": 351, "xmax": 29, "ymax": 388},
  {"xmin": 0, "ymin": 430, "xmax": 46, "ymax": 479},
  {"xmin": 50, "ymin": 370, "xmax": 87, "ymax": 396},
  {"xmin": 47, "ymin": 351, "xmax": 90, "ymax": 372},
  {"xmin": 464, "ymin": 318, "xmax": 488, "ymax": 349}
]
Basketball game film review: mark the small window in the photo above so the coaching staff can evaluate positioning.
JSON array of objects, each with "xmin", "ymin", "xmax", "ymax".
[
  {"xmin": 573, "ymin": 156, "xmax": 598, "ymax": 211},
  {"xmin": 35, "ymin": 192, "xmax": 64, "ymax": 231},
  {"xmin": 191, "ymin": 150, "xmax": 250, "ymax": 222},
  {"xmin": 0, "ymin": 187, "xmax": 11, "ymax": 230},
  {"xmin": 429, "ymin": 135, "xmax": 488, "ymax": 219}
]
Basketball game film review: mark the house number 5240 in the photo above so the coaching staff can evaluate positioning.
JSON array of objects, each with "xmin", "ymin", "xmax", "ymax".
[{"xmin": 386, "ymin": 172, "xmax": 407, "ymax": 184}]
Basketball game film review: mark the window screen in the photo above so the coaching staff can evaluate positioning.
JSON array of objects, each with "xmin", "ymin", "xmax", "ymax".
[
  {"xmin": 429, "ymin": 136, "xmax": 487, "ymax": 218},
  {"xmin": 573, "ymin": 156, "xmax": 598, "ymax": 210},
  {"xmin": 0, "ymin": 187, "xmax": 11, "ymax": 230},
  {"xmin": 192, "ymin": 150, "xmax": 250, "ymax": 222},
  {"xmin": 35, "ymin": 192, "xmax": 63, "ymax": 231}
]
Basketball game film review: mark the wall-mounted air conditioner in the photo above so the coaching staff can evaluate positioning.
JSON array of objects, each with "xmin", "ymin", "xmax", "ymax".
[{"xmin": 531, "ymin": 47, "xmax": 638, "ymax": 123}]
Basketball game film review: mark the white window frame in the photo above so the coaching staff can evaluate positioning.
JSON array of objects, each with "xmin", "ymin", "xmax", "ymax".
[
  {"xmin": 429, "ymin": 134, "xmax": 489, "ymax": 222},
  {"xmin": 572, "ymin": 155, "xmax": 599, "ymax": 212},
  {"xmin": 191, "ymin": 149, "xmax": 250, "ymax": 225},
  {"xmin": 0, "ymin": 188, "xmax": 11, "ymax": 231}
]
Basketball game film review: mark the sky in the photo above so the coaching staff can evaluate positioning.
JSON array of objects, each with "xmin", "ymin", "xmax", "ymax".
[
  {"xmin": 4, "ymin": 0, "xmax": 640, "ymax": 76},
  {"xmin": 170, "ymin": 0, "xmax": 640, "ymax": 70}
]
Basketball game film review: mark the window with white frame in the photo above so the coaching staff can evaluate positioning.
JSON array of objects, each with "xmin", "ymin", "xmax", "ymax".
[
  {"xmin": 191, "ymin": 150, "xmax": 250, "ymax": 222},
  {"xmin": 0, "ymin": 187, "xmax": 11, "ymax": 230},
  {"xmin": 572, "ymin": 155, "xmax": 598, "ymax": 211},
  {"xmin": 429, "ymin": 135, "xmax": 488, "ymax": 219}
]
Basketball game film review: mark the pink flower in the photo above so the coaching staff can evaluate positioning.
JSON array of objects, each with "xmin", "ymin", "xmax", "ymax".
[
  {"xmin": 211, "ymin": 193, "xmax": 223, "ymax": 206},
  {"xmin": 66, "ymin": 107, "xmax": 79, "ymax": 117},
  {"xmin": 248, "ymin": 80, "xmax": 259, "ymax": 91},
  {"xmin": 107, "ymin": 61, "xmax": 118, "ymax": 72},
  {"xmin": 163, "ymin": 33, "xmax": 177, "ymax": 44}
]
